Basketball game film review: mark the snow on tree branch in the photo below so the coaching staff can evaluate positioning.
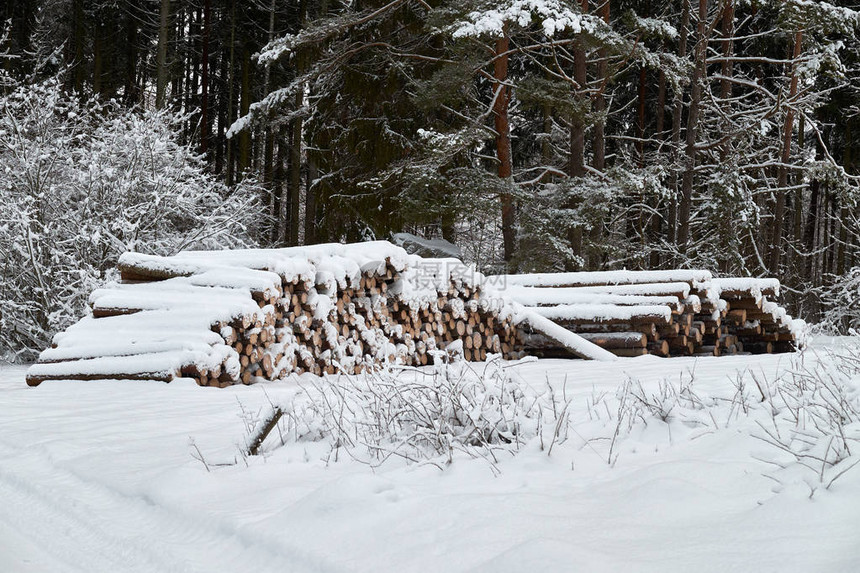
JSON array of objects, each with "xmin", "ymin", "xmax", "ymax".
[{"xmin": 451, "ymin": 0, "xmax": 594, "ymax": 39}]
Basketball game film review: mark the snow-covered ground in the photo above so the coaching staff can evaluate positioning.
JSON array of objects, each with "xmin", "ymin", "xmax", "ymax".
[{"xmin": 2, "ymin": 339, "xmax": 859, "ymax": 572}]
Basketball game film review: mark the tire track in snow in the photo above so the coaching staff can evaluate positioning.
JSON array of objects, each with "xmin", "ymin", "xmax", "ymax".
[{"xmin": 0, "ymin": 440, "xmax": 342, "ymax": 573}]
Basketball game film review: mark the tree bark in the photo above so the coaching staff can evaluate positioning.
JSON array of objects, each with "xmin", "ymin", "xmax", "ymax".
[
  {"xmin": 592, "ymin": 0, "xmax": 609, "ymax": 172},
  {"xmin": 718, "ymin": 0, "xmax": 734, "ymax": 273},
  {"xmin": 200, "ymin": 0, "xmax": 211, "ymax": 155},
  {"xmin": 305, "ymin": 154, "xmax": 318, "ymax": 245},
  {"xmin": 677, "ymin": 0, "xmax": 708, "ymax": 255},
  {"xmin": 124, "ymin": 6, "xmax": 138, "ymax": 105},
  {"xmin": 289, "ymin": 89, "xmax": 303, "ymax": 246},
  {"xmin": 93, "ymin": 19, "xmax": 103, "ymax": 96},
  {"xmin": 837, "ymin": 126, "xmax": 852, "ymax": 276},
  {"xmin": 494, "ymin": 32, "xmax": 516, "ymax": 263},
  {"xmin": 275, "ymin": 127, "xmax": 289, "ymax": 244},
  {"xmin": 637, "ymin": 67, "xmax": 646, "ymax": 167},
  {"xmin": 567, "ymin": 0, "xmax": 588, "ymax": 268},
  {"xmin": 769, "ymin": 29, "xmax": 803, "ymax": 273},
  {"xmin": 225, "ymin": 0, "xmax": 237, "ymax": 186},
  {"xmin": 668, "ymin": 0, "xmax": 691, "ymax": 247},
  {"xmin": 70, "ymin": 0, "xmax": 85, "ymax": 93},
  {"xmin": 155, "ymin": 0, "xmax": 171, "ymax": 109},
  {"xmin": 238, "ymin": 41, "xmax": 252, "ymax": 177}
]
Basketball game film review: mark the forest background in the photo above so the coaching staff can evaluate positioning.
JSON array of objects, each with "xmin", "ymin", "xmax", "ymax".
[{"xmin": 1, "ymin": 0, "xmax": 859, "ymax": 360}]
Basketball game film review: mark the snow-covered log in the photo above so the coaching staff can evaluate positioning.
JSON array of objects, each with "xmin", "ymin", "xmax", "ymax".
[
  {"xmin": 488, "ymin": 269, "xmax": 797, "ymax": 358},
  {"xmin": 492, "ymin": 269, "xmax": 712, "ymax": 288},
  {"xmin": 26, "ymin": 242, "xmax": 540, "ymax": 386},
  {"xmin": 513, "ymin": 307, "xmax": 617, "ymax": 361},
  {"xmin": 26, "ymin": 243, "xmax": 800, "ymax": 387},
  {"xmin": 528, "ymin": 304, "xmax": 673, "ymax": 326}
]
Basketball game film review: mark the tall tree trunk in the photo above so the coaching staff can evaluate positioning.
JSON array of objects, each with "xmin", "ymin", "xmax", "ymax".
[
  {"xmin": 124, "ymin": 6, "xmax": 138, "ymax": 105},
  {"xmin": 650, "ymin": 59, "xmax": 667, "ymax": 270},
  {"xmin": 590, "ymin": 0, "xmax": 609, "ymax": 268},
  {"xmin": 656, "ymin": 70, "xmax": 666, "ymax": 140},
  {"xmin": 822, "ymin": 192, "xmax": 832, "ymax": 277},
  {"xmin": 93, "ymin": 19, "xmax": 103, "ymax": 95},
  {"xmin": 567, "ymin": 0, "xmax": 588, "ymax": 268},
  {"xmin": 668, "ymin": 0, "xmax": 691, "ymax": 247},
  {"xmin": 237, "ymin": 42, "xmax": 252, "ymax": 177},
  {"xmin": 274, "ymin": 127, "xmax": 288, "ymax": 244},
  {"xmin": 225, "ymin": 0, "xmax": 237, "ymax": 186},
  {"xmin": 188, "ymin": 6, "xmax": 201, "ymax": 142},
  {"xmin": 636, "ymin": 68, "xmax": 646, "ymax": 167},
  {"xmin": 592, "ymin": 0, "xmax": 609, "ymax": 171},
  {"xmin": 215, "ymin": 22, "xmax": 229, "ymax": 175},
  {"xmin": 305, "ymin": 154, "xmax": 318, "ymax": 245},
  {"xmin": 171, "ymin": 7, "xmax": 183, "ymax": 104},
  {"xmin": 98, "ymin": 9, "xmax": 115, "ymax": 99},
  {"xmin": 837, "ymin": 126, "xmax": 852, "ymax": 276},
  {"xmin": 70, "ymin": 0, "xmax": 85, "ymax": 93},
  {"xmin": 769, "ymin": 30, "xmax": 803, "ymax": 273},
  {"xmin": 494, "ymin": 32, "xmax": 516, "ymax": 263},
  {"xmin": 718, "ymin": 0, "xmax": 734, "ymax": 273},
  {"xmin": 803, "ymin": 154, "xmax": 820, "ymax": 283},
  {"xmin": 200, "ymin": 0, "xmax": 211, "ymax": 154},
  {"xmin": 260, "ymin": 0, "xmax": 277, "ymax": 233},
  {"xmin": 677, "ymin": 0, "xmax": 708, "ymax": 256},
  {"xmin": 791, "ymin": 114, "xmax": 805, "ymax": 283},
  {"xmin": 264, "ymin": 130, "xmax": 275, "ymax": 240},
  {"xmin": 289, "ymin": 89, "xmax": 303, "ymax": 246},
  {"xmin": 155, "ymin": 0, "xmax": 171, "ymax": 109}
]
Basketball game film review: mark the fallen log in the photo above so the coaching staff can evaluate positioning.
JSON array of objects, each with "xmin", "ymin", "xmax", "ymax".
[
  {"xmin": 247, "ymin": 407, "xmax": 284, "ymax": 456},
  {"xmin": 515, "ymin": 306, "xmax": 616, "ymax": 361}
]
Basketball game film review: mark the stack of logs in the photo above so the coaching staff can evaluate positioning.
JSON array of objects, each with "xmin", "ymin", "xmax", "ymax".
[
  {"xmin": 204, "ymin": 263, "xmax": 523, "ymax": 385},
  {"xmin": 27, "ymin": 246, "xmax": 525, "ymax": 387},
  {"xmin": 497, "ymin": 271, "xmax": 800, "ymax": 359},
  {"xmin": 25, "ymin": 246, "xmax": 804, "ymax": 389}
]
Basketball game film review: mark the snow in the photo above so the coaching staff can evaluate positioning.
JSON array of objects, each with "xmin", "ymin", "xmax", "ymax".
[
  {"xmin": 529, "ymin": 303, "xmax": 672, "ymax": 324},
  {"xmin": 2, "ymin": 338, "xmax": 859, "ymax": 572},
  {"xmin": 89, "ymin": 282, "xmax": 266, "ymax": 315},
  {"xmin": 549, "ymin": 281, "xmax": 694, "ymax": 298},
  {"xmin": 494, "ymin": 269, "xmax": 712, "ymax": 288},
  {"xmin": 174, "ymin": 241, "xmax": 409, "ymax": 278},
  {"xmin": 121, "ymin": 241, "xmax": 409, "ymax": 288},
  {"xmin": 451, "ymin": 0, "xmax": 589, "ymax": 39},
  {"xmin": 504, "ymin": 285, "xmax": 682, "ymax": 308},
  {"xmin": 712, "ymin": 277, "xmax": 781, "ymax": 299}
]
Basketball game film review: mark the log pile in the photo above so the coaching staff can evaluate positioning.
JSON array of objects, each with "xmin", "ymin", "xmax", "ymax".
[
  {"xmin": 27, "ymin": 243, "xmax": 544, "ymax": 387},
  {"xmin": 495, "ymin": 270, "xmax": 802, "ymax": 359},
  {"xmin": 26, "ymin": 244, "xmax": 806, "ymax": 388}
]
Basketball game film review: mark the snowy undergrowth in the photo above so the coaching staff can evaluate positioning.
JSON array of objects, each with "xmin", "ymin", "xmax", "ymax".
[
  {"xmin": 4, "ymin": 345, "xmax": 859, "ymax": 571},
  {"xmin": 263, "ymin": 356, "xmax": 566, "ymax": 473},
  {"xmin": 239, "ymin": 340, "xmax": 860, "ymax": 498},
  {"xmin": 749, "ymin": 344, "xmax": 860, "ymax": 497}
]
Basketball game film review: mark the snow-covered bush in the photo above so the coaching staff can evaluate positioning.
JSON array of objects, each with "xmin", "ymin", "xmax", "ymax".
[
  {"xmin": 0, "ymin": 78, "xmax": 265, "ymax": 360},
  {"xmin": 817, "ymin": 268, "xmax": 860, "ymax": 334}
]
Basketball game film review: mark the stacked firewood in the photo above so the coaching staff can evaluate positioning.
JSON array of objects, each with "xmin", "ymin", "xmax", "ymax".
[
  {"xmin": 25, "ymin": 244, "xmax": 805, "ymax": 388},
  {"xmin": 711, "ymin": 278, "xmax": 797, "ymax": 355},
  {"xmin": 496, "ymin": 270, "xmax": 801, "ymax": 358},
  {"xmin": 26, "ymin": 244, "xmax": 525, "ymax": 387}
]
